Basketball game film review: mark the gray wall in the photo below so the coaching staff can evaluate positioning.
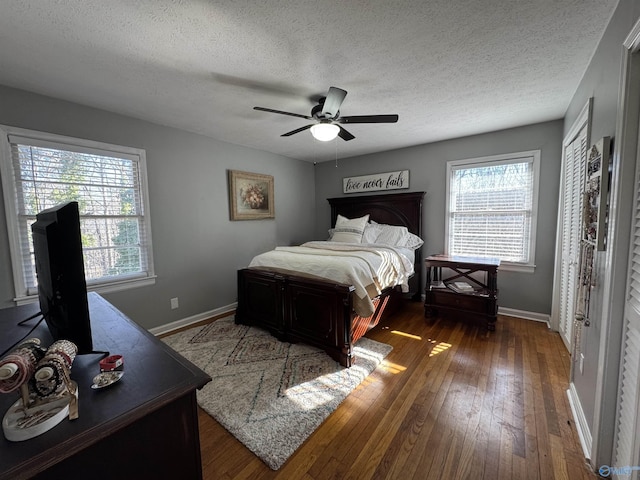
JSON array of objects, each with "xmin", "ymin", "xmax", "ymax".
[
  {"xmin": 563, "ymin": 0, "xmax": 640, "ymax": 448},
  {"xmin": 0, "ymin": 85, "xmax": 316, "ymax": 329},
  {"xmin": 314, "ymin": 119, "xmax": 564, "ymax": 315}
]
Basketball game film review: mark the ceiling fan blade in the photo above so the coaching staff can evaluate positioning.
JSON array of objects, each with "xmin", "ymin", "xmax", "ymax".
[
  {"xmin": 281, "ymin": 124, "xmax": 314, "ymax": 137},
  {"xmin": 338, "ymin": 114, "xmax": 399, "ymax": 124},
  {"xmin": 338, "ymin": 126, "xmax": 355, "ymax": 141},
  {"xmin": 253, "ymin": 106, "xmax": 312, "ymax": 120},
  {"xmin": 321, "ymin": 87, "xmax": 347, "ymax": 118}
]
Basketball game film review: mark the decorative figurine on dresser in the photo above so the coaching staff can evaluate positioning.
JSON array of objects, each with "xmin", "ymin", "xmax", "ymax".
[
  {"xmin": 424, "ymin": 254, "xmax": 500, "ymax": 330},
  {"xmin": 0, "ymin": 294, "xmax": 211, "ymax": 480},
  {"xmin": 0, "ymin": 338, "xmax": 79, "ymax": 442}
]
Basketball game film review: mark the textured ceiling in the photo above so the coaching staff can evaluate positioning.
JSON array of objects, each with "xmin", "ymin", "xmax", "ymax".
[{"xmin": 0, "ymin": 0, "xmax": 619, "ymax": 162}]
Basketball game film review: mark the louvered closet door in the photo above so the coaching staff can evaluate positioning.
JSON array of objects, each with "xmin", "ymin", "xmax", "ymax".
[
  {"xmin": 558, "ymin": 126, "xmax": 588, "ymax": 349},
  {"xmin": 612, "ymin": 141, "xmax": 640, "ymax": 478}
]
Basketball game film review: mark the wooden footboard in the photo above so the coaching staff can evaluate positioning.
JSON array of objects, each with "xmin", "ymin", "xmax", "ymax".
[{"xmin": 236, "ymin": 268, "xmax": 392, "ymax": 367}]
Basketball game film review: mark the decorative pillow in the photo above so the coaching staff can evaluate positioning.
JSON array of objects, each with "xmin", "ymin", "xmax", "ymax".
[{"xmin": 330, "ymin": 214, "xmax": 369, "ymax": 243}]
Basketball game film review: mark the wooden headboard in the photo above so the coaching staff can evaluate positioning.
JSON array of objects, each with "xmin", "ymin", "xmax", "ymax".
[{"xmin": 328, "ymin": 191, "xmax": 425, "ymax": 299}]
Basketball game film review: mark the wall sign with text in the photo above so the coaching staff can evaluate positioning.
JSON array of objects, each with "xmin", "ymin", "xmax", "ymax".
[{"xmin": 343, "ymin": 170, "xmax": 409, "ymax": 194}]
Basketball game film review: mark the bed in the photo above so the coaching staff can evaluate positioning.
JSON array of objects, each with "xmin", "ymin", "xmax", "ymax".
[{"xmin": 235, "ymin": 191, "xmax": 425, "ymax": 367}]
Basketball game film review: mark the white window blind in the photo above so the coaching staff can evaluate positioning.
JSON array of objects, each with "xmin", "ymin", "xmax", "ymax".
[
  {"xmin": 1, "ymin": 126, "xmax": 155, "ymax": 301},
  {"xmin": 446, "ymin": 151, "xmax": 540, "ymax": 271}
]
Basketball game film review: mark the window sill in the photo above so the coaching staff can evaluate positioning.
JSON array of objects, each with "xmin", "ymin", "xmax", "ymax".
[
  {"xmin": 14, "ymin": 275, "xmax": 157, "ymax": 306},
  {"xmin": 498, "ymin": 263, "xmax": 536, "ymax": 274}
]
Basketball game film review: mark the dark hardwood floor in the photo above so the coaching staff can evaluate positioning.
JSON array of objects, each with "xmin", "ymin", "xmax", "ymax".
[{"xmin": 196, "ymin": 301, "xmax": 599, "ymax": 479}]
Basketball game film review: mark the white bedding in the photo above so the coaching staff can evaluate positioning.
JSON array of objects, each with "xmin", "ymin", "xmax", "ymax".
[{"xmin": 248, "ymin": 241, "xmax": 414, "ymax": 317}]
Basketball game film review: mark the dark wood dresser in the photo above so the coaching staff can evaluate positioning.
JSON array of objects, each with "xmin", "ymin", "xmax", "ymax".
[
  {"xmin": 0, "ymin": 292, "xmax": 211, "ymax": 480},
  {"xmin": 424, "ymin": 254, "xmax": 500, "ymax": 330}
]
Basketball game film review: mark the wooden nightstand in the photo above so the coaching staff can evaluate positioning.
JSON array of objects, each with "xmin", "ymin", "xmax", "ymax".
[{"xmin": 424, "ymin": 254, "xmax": 500, "ymax": 330}]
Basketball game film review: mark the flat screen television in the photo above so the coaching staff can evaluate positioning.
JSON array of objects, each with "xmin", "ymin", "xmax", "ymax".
[{"xmin": 31, "ymin": 201, "xmax": 93, "ymax": 354}]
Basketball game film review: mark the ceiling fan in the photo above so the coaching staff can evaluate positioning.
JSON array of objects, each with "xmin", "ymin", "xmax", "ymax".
[{"xmin": 253, "ymin": 86, "xmax": 399, "ymax": 142}]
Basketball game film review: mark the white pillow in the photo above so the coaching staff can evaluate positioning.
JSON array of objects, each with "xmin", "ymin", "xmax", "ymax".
[
  {"xmin": 330, "ymin": 214, "xmax": 369, "ymax": 243},
  {"xmin": 375, "ymin": 224, "xmax": 409, "ymax": 246},
  {"xmin": 372, "ymin": 222, "xmax": 424, "ymax": 250},
  {"xmin": 362, "ymin": 223, "xmax": 383, "ymax": 243},
  {"xmin": 401, "ymin": 231, "xmax": 424, "ymax": 250},
  {"xmin": 327, "ymin": 228, "xmax": 335, "ymax": 240}
]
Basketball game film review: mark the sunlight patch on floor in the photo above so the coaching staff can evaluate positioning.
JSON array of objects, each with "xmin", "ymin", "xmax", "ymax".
[
  {"xmin": 390, "ymin": 330, "xmax": 422, "ymax": 340},
  {"xmin": 285, "ymin": 367, "xmax": 367, "ymax": 409},
  {"xmin": 285, "ymin": 381, "xmax": 337, "ymax": 409},
  {"xmin": 379, "ymin": 360, "xmax": 407, "ymax": 374},
  {"xmin": 358, "ymin": 375, "xmax": 378, "ymax": 388},
  {"xmin": 283, "ymin": 350, "xmax": 382, "ymax": 409},
  {"xmin": 429, "ymin": 341, "xmax": 452, "ymax": 357}
]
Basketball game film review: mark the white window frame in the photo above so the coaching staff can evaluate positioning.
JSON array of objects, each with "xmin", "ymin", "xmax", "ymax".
[
  {"xmin": 0, "ymin": 125, "xmax": 156, "ymax": 305},
  {"xmin": 445, "ymin": 150, "xmax": 541, "ymax": 273}
]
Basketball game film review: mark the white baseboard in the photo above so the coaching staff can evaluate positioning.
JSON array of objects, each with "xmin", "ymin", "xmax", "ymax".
[
  {"xmin": 498, "ymin": 306, "xmax": 550, "ymax": 325},
  {"xmin": 152, "ymin": 302, "xmax": 548, "ymax": 337},
  {"xmin": 567, "ymin": 384, "xmax": 592, "ymax": 461},
  {"xmin": 421, "ymin": 293, "xmax": 549, "ymax": 324},
  {"xmin": 149, "ymin": 302, "xmax": 237, "ymax": 336}
]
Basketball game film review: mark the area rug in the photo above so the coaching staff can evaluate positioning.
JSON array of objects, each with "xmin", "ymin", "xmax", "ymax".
[{"xmin": 162, "ymin": 315, "xmax": 392, "ymax": 470}]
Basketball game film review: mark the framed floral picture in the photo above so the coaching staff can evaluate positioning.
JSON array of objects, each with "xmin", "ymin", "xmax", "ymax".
[{"xmin": 228, "ymin": 170, "xmax": 275, "ymax": 220}]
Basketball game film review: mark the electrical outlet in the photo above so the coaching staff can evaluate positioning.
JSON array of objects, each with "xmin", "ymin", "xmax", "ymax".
[
  {"xmin": 170, "ymin": 297, "xmax": 179, "ymax": 310},
  {"xmin": 579, "ymin": 353, "xmax": 584, "ymax": 374}
]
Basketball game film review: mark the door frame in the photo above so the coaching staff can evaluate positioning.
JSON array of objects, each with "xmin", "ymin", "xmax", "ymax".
[
  {"xmin": 591, "ymin": 18, "xmax": 640, "ymax": 470},
  {"xmin": 550, "ymin": 98, "xmax": 592, "ymax": 339}
]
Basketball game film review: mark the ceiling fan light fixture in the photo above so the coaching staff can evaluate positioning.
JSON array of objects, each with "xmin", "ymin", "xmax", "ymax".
[{"xmin": 310, "ymin": 123, "xmax": 340, "ymax": 141}]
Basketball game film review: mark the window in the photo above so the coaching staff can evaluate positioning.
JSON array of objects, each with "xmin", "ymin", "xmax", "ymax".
[
  {"xmin": 0, "ymin": 125, "xmax": 155, "ymax": 303},
  {"xmin": 445, "ymin": 151, "xmax": 540, "ymax": 272}
]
